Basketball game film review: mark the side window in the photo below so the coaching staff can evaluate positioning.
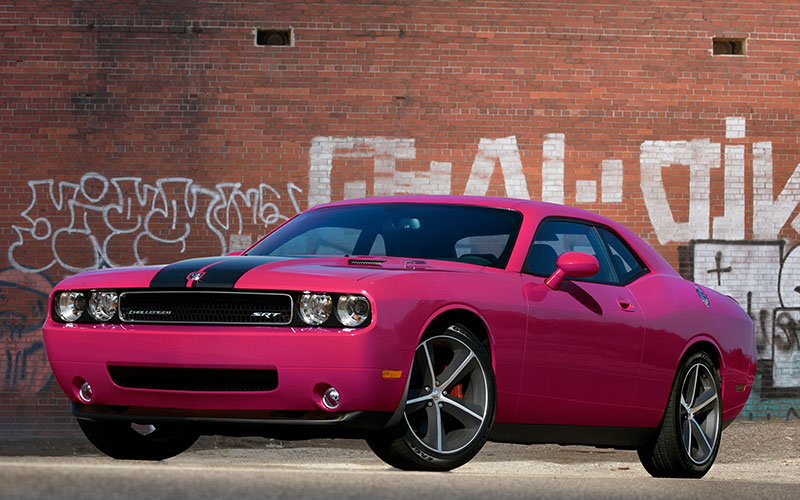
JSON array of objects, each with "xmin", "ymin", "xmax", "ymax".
[
  {"xmin": 597, "ymin": 227, "xmax": 646, "ymax": 283},
  {"xmin": 524, "ymin": 220, "xmax": 617, "ymax": 284}
]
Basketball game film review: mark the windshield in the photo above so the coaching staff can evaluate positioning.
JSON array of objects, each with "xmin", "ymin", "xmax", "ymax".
[{"xmin": 247, "ymin": 203, "xmax": 523, "ymax": 269}]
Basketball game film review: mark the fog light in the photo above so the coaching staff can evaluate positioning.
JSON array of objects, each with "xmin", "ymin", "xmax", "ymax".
[
  {"xmin": 322, "ymin": 387, "xmax": 340, "ymax": 410},
  {"xmin": 79, "ymin": 381, "xmax": 93, "ymax": 403}
]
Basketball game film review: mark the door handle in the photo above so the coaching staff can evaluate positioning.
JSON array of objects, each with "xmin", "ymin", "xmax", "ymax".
[{"xmin": 617, "ymin": 298, "xmax": 636, "ymax": 312}]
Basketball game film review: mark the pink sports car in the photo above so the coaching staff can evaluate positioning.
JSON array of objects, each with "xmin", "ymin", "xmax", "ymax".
[{"xmin": 43, "ymin": 195, "xmax": 756, "ymax": 477}]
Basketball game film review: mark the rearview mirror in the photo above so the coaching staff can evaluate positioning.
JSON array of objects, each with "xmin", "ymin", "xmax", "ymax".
[{"xmin": 545, "ymin": 252, "xmax": 599, "ymax": 290}]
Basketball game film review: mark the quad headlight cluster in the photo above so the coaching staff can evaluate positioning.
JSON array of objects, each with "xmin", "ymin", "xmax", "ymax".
[
  {"xmin": 55, "ymin": 291, "xmax": 118, "ymax": 323},
  {"xmin": 298, "ymin": 292, "xmax": 371, "ymax": 327}
]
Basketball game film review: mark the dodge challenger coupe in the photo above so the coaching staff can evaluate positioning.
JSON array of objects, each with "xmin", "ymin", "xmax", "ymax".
[{"xmin": 43, "ymin": 195, "xmax": 756, "ymax": 477}]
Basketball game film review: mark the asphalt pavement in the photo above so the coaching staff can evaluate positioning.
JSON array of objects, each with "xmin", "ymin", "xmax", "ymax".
[{"xmin": 1, "ymin": 420, "xmax": 797, "ymax": 499}]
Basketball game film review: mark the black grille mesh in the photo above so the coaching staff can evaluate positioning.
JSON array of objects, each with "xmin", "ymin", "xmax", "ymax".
[
  {"xmin": 108, "ymin": 366, "xmax": 278, "ymax": 392},
  {"xmin": 119, "ymin": 292, "xmax": 292, "ymax": 325}
]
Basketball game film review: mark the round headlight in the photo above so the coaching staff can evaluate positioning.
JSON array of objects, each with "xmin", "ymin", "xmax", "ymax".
[
  {"xmin": 336, "ymin": 295, "xmax": 370, "ymax": 327},
  {"xmin": 88, "ymin": 291, "xmax": 118, "ymax": 322},
  {"xmin": 56, "ymin": 292, "xmax": 86, "ymax": 322},
  {"xmin": 298, "ymin": 293, "xmax": 332, "ymax": 325}
]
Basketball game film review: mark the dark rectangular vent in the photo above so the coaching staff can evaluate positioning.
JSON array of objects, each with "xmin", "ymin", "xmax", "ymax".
[
  {"xmin": 713, "ymin": 38, "xmax": 745, "ymax": 55},
  {"xmin": 119, "ymin": 291, "xmax": 292, "ymax": 325},
  {"xmin": 256, "ymin": 28, "xmax": 292, "ymax": 46},
  {"xmin": 108, "ymin": 366, "xmax": 278, "ymax": 392}
]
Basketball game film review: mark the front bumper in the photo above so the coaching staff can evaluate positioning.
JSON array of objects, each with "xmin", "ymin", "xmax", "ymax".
[{"xmin": 44, "ymin": 319, "xmax": 412, "ymax": 418}]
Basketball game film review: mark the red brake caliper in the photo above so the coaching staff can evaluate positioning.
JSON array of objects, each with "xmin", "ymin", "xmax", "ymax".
[{"xmin": 442, "ymin": 363, "xmax": 464, "ymax": 398}]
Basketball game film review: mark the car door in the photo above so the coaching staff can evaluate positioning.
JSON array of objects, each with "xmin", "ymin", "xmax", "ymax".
[{"xmin": 516, "ymin": 218, "xmax": 648, "ymax": 427}]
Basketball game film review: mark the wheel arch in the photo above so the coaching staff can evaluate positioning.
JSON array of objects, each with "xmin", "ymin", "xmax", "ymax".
[
  {"xmin": 679, "ymin": 336, "xmax": 724, "ymax": 373},
  {"xmin": 420, "ymin": 305, "xmax": 494, "ymax": 361},
  {"xmin": 382, "ymin": 305, "xmax": 495, "ymax": 430},
  {"xmin": 676, "ymin": 335, "xmax": 726, "ymax": 405}
]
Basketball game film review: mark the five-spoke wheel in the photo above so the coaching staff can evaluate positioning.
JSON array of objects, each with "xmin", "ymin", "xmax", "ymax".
[
  {"xmin": 638, "ymin": 351, "xmax": 722, "ymax": 478},
  {"xmin": 404, "ymin": 330, "xmax": 490, "ymax": 455},
  {"xmin": 367, "ymin": 323, "xmax": 496, "ymax": 471},
  {"xmin": 680, "ymin": 361, "xmax": 720, "ymax": 465}
]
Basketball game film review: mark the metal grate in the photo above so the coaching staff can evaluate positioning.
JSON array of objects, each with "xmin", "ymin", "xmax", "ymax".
[
  {"xmin": 118, "ymin": 291, "xmax": 292, "ymax": 325},
  {"xmin": 108, "ymin": 366, "xmax": 278, "ymax": 392}
]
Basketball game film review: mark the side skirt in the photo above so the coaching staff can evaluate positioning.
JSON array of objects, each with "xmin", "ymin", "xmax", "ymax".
[{"xmin": 489, "ymin": 423, "xmax": 657, "ymax": 449}]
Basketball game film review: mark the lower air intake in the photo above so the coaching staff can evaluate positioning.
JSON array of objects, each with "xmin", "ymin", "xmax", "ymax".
[{"xmin": 108, "ymin": 366, "xmax": 279, "ymax": 392}]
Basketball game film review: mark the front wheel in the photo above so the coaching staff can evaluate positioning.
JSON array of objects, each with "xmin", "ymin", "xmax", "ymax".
[
  {"xmin": 637, "ymin": 351, "xmax": 722, "ymax": 478},
  {"xmin": 367, "ymin": 323, "xmax": 496, "ymax": 471},
  {"xmin": 78, "ymin": 419, "xmax": 199, "ymax": 460}
]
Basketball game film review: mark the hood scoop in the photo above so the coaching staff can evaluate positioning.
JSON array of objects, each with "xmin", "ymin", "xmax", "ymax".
[
  {"xmin": 347, "ymin": 258, "xmax": 387, "ymax": 266},
  {"xmin": 343, "ymin": 257, "xmax": 432, "ymax": 271}
]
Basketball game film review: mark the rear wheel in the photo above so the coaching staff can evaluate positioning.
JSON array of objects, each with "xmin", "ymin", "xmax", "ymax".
[
  {"xmin": 637, "ymin": 351, "xmax": 722, "ymax": 478},
  {"xmin": 367, "ymin": 323, "xmax": 496, "ymax": 471},
  {"xmin": 78, "ymin": 419, "xmax": 199, "ymax": 460}
]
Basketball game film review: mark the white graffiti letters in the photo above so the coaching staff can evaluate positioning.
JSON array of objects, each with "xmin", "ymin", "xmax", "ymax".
[
  {"xmin": 753, "ymin": 142, "xmax": 800, "ymax": 240},
  {"xmin": 9, "ymin": 174, "xmax": 301, "ymax": 273},
  {"xmin": 640, "ymin": 118, "xmax": 800, "ymax": 244},
  {"xmin": 308, "ymin": 137, "xmax": 449, "ymax": 207},
  {"xmin": 464, "ymin": 136, "xmax": 530, "ymax": 200},
  {"xmin": 640, "ymin": 139, "xmax": 720, "ymax": 245}
]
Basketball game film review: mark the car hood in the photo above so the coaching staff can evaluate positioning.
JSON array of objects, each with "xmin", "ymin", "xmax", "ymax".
[{"xmin": 54, "ymin": 255, "xmax": 485, "ymax": 291}]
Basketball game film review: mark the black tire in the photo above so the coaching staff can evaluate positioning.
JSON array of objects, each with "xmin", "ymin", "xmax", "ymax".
[
  {"xmin": 78, "ymin": 418, "xmax": 199, "ymax": 460},
  {"xmin": 367, "ymin": 323, "xmax": 496, "ymax": 471},
  {"xmin": 637, "ymin": 351, "xmax": 722, "ymax": 478}
]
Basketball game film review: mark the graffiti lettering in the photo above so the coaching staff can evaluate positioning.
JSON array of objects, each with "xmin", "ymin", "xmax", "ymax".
[
  {"xmin": 8, "ymin": 175, "xmax": 302, "ymax": 273},
  {"xmin": 311, "ymin": 117, "xmax": 800, "ymax": 246}
]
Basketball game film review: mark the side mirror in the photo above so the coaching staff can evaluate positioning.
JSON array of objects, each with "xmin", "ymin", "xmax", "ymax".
[{"xmin": 545, "ymin": 252, "xmax": 599, "ymax": 290}]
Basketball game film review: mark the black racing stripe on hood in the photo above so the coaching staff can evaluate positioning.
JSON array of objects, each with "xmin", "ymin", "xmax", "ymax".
[
  {"xmin": 149, "ymin": 257, "xmax": 229, "ymax": 288},
  {"xmin": 193, "ymin": 256, "xmax": 295, "ymax": 288}
]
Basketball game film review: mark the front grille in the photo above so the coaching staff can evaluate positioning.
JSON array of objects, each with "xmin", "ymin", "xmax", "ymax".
[
  {"xmin": 108, "ymin": 366, "xmax": 279, "ymax": 392},
  {"xmin": 118, "ymin": 291, "xmax": 292, "ymax": 325}
]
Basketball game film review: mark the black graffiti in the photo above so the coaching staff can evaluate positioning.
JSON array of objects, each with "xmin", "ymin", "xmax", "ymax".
[
  {"xmin": 746, "ymin": 293, "xmax": 774, "ymax": 354},
  {"xmin": 4, "ymin": 341, "xmax": 43, "ymax": 386},
  {"xmin": 706, "ymin": 251, "xmax": 732, "ymax": 286},
  {"xmin": 0, "ymin": 280, "xmax": 49, "ymax": 342},
  {"xmin": 0, "ymin": 270, "xmax": 55, "ymax": 392},
  {"xmin": 774, "ymin": 311, "xmax": 800, "ymax": 352}
]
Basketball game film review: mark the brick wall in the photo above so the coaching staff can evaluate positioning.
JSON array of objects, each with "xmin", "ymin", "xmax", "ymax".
[{"xmin": 2, "ymin": 1, "xmax": 800, "ymax": 436}]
